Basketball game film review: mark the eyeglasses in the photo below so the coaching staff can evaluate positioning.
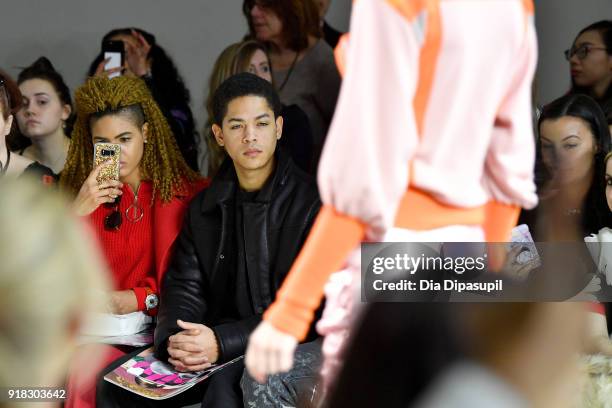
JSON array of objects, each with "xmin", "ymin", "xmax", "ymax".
[
  {"xmin": 564, "ymin": 44, "xmax": 609, "ymax": 61},
  {"xmin": 104, "ymin": 194, "xmax": 122, "ymax": 231}
]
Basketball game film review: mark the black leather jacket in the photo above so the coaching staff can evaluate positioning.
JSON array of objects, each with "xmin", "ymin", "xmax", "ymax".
[{"xmin": 155, "ymin": 150, "xmax": 321, "ymax": 363}]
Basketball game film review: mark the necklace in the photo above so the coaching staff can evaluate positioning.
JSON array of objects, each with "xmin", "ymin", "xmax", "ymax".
[
  {"xmin": 0, "ymin": 145, "xmax": 11, "ymax": 176},
  {"xmin": 125, "ymin": 183, "xmax": 144, "ymax": 223},
  {"xmin": 564, "ymin": 208, "xmax": 582, "ymax": 216},
  {"xmin": 277, "ymin": 50, "xmax": 300, "ymax": 92}
]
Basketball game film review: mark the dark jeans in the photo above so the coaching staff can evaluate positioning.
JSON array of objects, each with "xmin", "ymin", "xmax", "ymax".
[
  {"xmin": 241, "ymin": 339, "xmax": 322, "ymax": 408},
  {"xmin": 96, "ymin": 346, "xmax": 244, "ymax": 408}
]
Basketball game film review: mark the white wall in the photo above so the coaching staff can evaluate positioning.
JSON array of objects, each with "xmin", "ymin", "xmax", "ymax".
[
  {"xmin": 0, "ymin": 0, "xmax": 351, "ymax": 133},
  {"xmin": 534, "ymin": 0, "xmax": 612, "ymax": 105},
  {"xmin": 11, "ymin": 0, "xmax": 607, "ymax": 125},
  {"xmin": 326, "ymin": 0, "xmax": 352, "ymax": 33}
]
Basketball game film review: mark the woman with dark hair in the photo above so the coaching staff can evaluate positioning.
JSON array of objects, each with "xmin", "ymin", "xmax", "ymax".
[
  {"xmin": 531, "ymin": 93, "xmax": 611, "ymax": 238},
  {"xmin": 514, "ymin": 93, "xmax": 612, "ymax": 357},
  {"xmin": 567, "ymin": 20, "xmax": 612, "ymax": 106},
  {"xmin": 243, "ymin": 0, "xmax": 341, "ymax": 169},
  {"xmin": 0, "ymin": 69, "xmax": 54, "ymax": 182},
  {"xmin": 89, "ymin": 27, "xmax": 199, "ymax": 171},
  {"xmin": 581, "ymin": 150, "xmax": 612, "ymax": 357},
  {"xmin": 12, "ymin": 57, "xmax": 73, "ymax": 174},
  {"xmin": 203, "ymin": 40, "xmax": 313, "ymax": 176}
]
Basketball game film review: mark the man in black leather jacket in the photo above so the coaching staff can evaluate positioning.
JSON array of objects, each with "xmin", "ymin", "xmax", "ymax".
[
  {"xmin": 158, "ymin": 73, "xmax": 322, "ymax": 407},
  {"xmin": 96, "ymin": 72, "xmax": 321, "ymax": 408}
]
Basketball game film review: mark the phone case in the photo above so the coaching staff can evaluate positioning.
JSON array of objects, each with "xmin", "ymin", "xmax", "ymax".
[{"xmin": 94, "ymin": 143, "xmax": 121, "ymax": 184}]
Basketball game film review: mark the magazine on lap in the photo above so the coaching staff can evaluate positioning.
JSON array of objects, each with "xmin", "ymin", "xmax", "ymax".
[{"xmin": 104, "ymin": 347, "xmax": 243, "ymax": 400}]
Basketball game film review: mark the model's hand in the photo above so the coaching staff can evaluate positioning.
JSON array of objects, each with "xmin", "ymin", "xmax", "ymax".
[
  {"xmin": 245, "ymin": 320, "xmax": 298, "ymax": 383},
  {"xmin": 167, "ymin": 320, "xmax": 218, "ymax": 372}
]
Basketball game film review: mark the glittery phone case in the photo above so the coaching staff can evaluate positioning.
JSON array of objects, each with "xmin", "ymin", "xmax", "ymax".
[{"xmin": 93, "ymin": 143, "xmax": 121, "ymax": 184}]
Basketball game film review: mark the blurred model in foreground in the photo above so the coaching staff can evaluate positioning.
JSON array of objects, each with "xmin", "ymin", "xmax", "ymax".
[{"xmin": 246, "ymin": 0, "xmax": 538, "ymax": 392}]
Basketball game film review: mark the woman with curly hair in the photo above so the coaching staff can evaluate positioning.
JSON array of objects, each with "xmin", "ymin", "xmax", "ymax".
[
  {"xmin": 89, "ymin": 27, "xmax": 199, "ymax": 171},
  {"xmin": 61, "ymin": 75, "xmax": 206, "ymax": 408}
]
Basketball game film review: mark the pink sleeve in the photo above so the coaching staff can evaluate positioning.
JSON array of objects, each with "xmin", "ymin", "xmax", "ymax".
[
  {"xmin": 316, "ymin": 0, "xmax": 422, "ymax": 239},
  {"xmin": 482, "ymin": 15, "xmax": 538, "ymax": 210},
  {"xmin": 263, "ymin": 0, "xmax": 428, "ymax": 339}
]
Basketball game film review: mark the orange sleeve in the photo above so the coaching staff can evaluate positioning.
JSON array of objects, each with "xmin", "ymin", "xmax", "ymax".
[
  {"xmin": 484, "ymin": 201, "xmax": 521, "ymax": 271},
  {"xmin": 263, "ymin": 205, "xmax": 366, "ymax": 340},
  {"xmin": 484, "ymin": 201, "xmax": 520, "ymax": 242}
]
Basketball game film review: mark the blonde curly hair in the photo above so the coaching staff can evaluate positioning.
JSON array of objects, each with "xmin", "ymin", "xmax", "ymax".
[{"xmin": 60, "ymin": 76, "xmax": 200, "ymax": 202}]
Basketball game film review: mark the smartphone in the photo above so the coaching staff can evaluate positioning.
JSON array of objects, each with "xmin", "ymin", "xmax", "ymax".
[
  {"xmin": 93, "ymin": 143, "xmax": 121, "ymax": 184},
  {"xmin": 102, "ymin": 40, "xmax": 124, "ymax": 79}
]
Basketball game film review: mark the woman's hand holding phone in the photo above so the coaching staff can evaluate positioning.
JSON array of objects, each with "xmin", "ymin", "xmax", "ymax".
[
  {"xmin": 72, "ymin": 162, "xmax": 123, "ymax": 217},
  {"xmin": 94, "ymin": 58, "xmax": 124, "ymax": 78},
  {"xmin": 94, "ymin": 30, "xmax": 151, "ymax": 79}
]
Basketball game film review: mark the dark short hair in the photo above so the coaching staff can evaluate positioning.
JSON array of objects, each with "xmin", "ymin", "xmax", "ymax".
[
  {"xmin": 212, "ymin": 72, "xmax": 281, "ymax": 125},
  {"xmin": 18, "ymin": 57, "xmax": 72, "ymax": 109},
  {"xmin": 243, "ymin": 0, "xmax": 321, "ymax": 52},
  {"xmin": 570, "ymin": 21, "xmax": 612, "ymax": 103},
  {"xmin": 576, "ymin": 20, "xmax": 612, "ymax": 52}
]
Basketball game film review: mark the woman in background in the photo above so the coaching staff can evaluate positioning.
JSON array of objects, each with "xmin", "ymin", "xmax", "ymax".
[
  {"xmin": 0, "ymin": 69, "xmax": 55, "ymax": 182},
  {"xmin": 567, "ymin": 20, "xmax": 612, "ymax": 106},
  {"xmin": 533, "ymin": 93, "xmax": 611, "ymax": 239},
  {"xmin": 202, "ymin": 40, "xmax": 313, "ymax": 176},
  {"xmin": 12, "ymin": 57, "xmax": 73, "ymax": 174},
  {"xmin": 89, "ymin": 27, "xmax": 199, "ymax": 171},
  {"xmin": 243, "ymin": 0, "xmax": 340, "ymax": 169}
]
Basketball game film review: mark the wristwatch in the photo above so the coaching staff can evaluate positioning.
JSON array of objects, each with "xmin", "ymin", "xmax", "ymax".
[{"xmin": 144, "ymin": 287, "xmax": 159, "ymax": 311}]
